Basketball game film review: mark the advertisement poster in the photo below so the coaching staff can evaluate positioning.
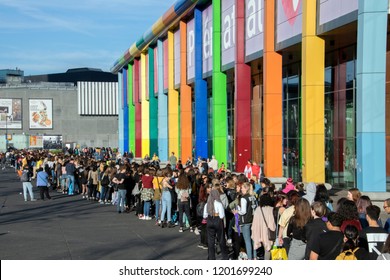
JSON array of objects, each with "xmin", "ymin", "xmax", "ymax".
[
  {"xmin": 29, "ymin": 99, "xmax": 53, "ymax": 129},
  {"xmin": 0, "ymin": 98, "xmax": 22, "ymax": 129},
  {"xmin": 43, "ymin": 135, "xmax": 62, "ymax": 149},
  {"xmin": 29, "ymin": 136, "xmax": 43, "ymax": 148}
]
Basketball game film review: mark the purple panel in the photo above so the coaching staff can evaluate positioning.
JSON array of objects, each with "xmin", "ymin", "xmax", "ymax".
[
  {"xmin": 202, "ymin": 5, "xmax": 213, "ymax": 76},
  {"xmin": 221, "ymin": 0, "xmax": 235, "ymax": 68},
  {"xmin": 245, "ymin": 0, "xmax": 264, "ymax": 59},
  {"xmin": 187, "ymin": 18, "xmax": 195, "ymax": 82},
  {"xmin": 154, "ymin": 47, "xmax": 158, "ymax": 96},
  {"xmin": 174, "ymin": 29, "xmax": 181, "ymax": 88},
  {"xmin": 276, "ymin": 0, "xmax": 302, "ymax": 46},
  {"xmin": 319, "ymin": 0, "xmax": 358, "ymax": 26}
]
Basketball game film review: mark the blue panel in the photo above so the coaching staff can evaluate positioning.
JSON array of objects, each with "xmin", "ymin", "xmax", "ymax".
[
  {"xmin": 357, "ymin": 132, "xmax": 386, "ymax": 192},
  {"xmin": 358, "ymin": 0, "xmax": 388, "ymax": 13},
  {"xmin": 194, "ymin": 8, "xmax": 208, "ymax": 159},
  {"xmin": 118, "ymin": 72, "xmax": 124, "ymax": 153},
  {"xmin": 123, "ymin": 69, "xmax": 129, "ymax": 153},
  {"xmin": 357, "ymin": 13, "xmax": 387, "ymax": 74},
  {"xmin": 356, "ymin": 0, "xmax": 387, "ymax": 192},
  {"xmin": 158, "ymin": 39, "xmax": 169, "ymax": 161},
  {"xmin": 356, "ymin": 73, "xmax": 385, "ymax": 133}
]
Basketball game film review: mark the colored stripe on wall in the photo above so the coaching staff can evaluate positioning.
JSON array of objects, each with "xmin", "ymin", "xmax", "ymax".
[
  {"xmin": 141, "ymin": 53, "xmax": 150, "ymax": 158},
  {"xmin": 212, "ymin": 0, "xmax": 227, "ymax": 167},
  {"xmin": 158, "ymin": 39, "xmax": 169, "ymax": 161},
  {"xmin": 235, "ymin": 0, "xmax": 252, "ymax": 172},
  {"xmin": 123, "ymin": 68, "xmax": 129, "ymax": 152},
  {"xmin": 301, "ymin": 0, "xmax": 325, "ymax": 182},
  {"xmin": 168, "ymin": 31, "xmax": 180, "ymax": 156},
  {"xmin": 128, "ymin": 63, "xmax": 136, "ymax": 154},
  {"xmin": 194, "ymin": 8, "xmax": 208, "ymax": 160},
  {"xmin": 263, "ymin": 0, "xmax": 283, "ymax": 177},
  {"xmin": 134, "ymin": 59, "xmax": 142, "ymax": 157},
  {"xmin": 180, "ymin": 21, "xmax": 193, "ymax": 161},
  {"xmin": 356, "ymin": 0, "xmax": 387, "ymax": 192},
  {"xmin": 149, "ymin": 47, "xmax": 159, "ymax": 156}
]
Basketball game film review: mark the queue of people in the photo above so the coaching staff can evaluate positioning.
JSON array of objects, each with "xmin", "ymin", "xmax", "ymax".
[{"xmin": 7, "ymin": 148, "xmax": 390, "ymax": 260}]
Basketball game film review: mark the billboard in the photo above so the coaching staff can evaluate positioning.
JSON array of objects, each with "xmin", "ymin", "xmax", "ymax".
[
  {"xmin": 29, "ymin": 136, "xmax": 43, "ymax": 148},
  {"xmin": 221, "ymin": 0, "xmax": 236, "ymax": 70},
  {"xmin": 43, "ymin": 135, "xmax": 63, "ymax": 149},
  {"xmin": 202, "ymin": 5, "xmax": 213, "ymax": 77},
  {"xmin": 0, "ymin": 98, "xmax": 22, "ymax": 129},
  {"xmin": 318, "ymin": 0, "xmax": 358, "ymax": 34},
  {"xmin": 29, "ymin": 99, "xmax": 53, "ymax": 129},
  {"xmin": 276, "ymin": 0, "xmax": 302, "ymax": 50},
  {"xmin": 245, "ymin": 0, "xmax": 264, "ymax": 61},
  {"xmin": 187, "ymin": 18, "xmax": 195, "ymax": 83}
]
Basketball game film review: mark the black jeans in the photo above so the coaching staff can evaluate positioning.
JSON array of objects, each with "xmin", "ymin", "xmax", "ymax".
[
  {"xmin": 178, "ymin": 201, "xmax": 192, "ymax": 228},
  {"xmin": 39, "ymin": 186, "xmax": 51, "ymax": 200},
  {"xmin": 207, "ymin": 216, "xmax": 228, "ymax": 260}
]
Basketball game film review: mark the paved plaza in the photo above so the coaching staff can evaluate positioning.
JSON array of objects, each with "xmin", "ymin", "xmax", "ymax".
[{"xmin": 0, "ymin": 167, "xmax": 207, "ymax": 260}]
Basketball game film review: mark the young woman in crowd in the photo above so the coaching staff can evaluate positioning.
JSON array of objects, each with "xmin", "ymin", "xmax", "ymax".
[{"xmin": 175, "ymin": 171, "xmax": 193, "ymax": 232}]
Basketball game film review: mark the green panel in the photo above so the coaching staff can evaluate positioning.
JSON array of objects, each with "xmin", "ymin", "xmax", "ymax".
[
  {"xmin": 128, "ymin": 63, "xmax": 136, "ymax": 153},
  {"xmin": 148, "ymin": 48, "xmax": 158, "ymax": 156},
  {"xmin": 212, "ymin": 0, "xmax": 227, "ymax": 166}
]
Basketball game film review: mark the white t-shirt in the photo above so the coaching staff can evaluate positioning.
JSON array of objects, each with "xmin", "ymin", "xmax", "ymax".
[{"xmin": 203, "ymin": 201, "xmax": 225, "ymax": 219}]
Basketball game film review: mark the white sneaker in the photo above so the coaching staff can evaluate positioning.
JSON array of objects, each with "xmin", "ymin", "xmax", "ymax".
[
  {"xmin": 194, "ymin": 227, "xmax": 200, "ymax": 235},
  {"xmin": 227, "ymin": 239, "xmax": 232, "ymax": 245},
  {"xmin": 145, "ymin": 216, "xmax": 152, "ymax": 220}
]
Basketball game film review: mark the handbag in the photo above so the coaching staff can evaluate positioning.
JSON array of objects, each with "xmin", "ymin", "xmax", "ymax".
[
  {"xmin": 271, "ymin": 247, "xmax": 288, "ymax": 260},
  {"xmin": 260, "ymin": 207, "xmax": 276, "ymax": 241}
]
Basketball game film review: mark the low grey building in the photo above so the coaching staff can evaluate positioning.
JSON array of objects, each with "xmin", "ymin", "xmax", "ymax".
[{"xmin": 0, "ymin": 69, "xmax": 118, "ymax": 151}]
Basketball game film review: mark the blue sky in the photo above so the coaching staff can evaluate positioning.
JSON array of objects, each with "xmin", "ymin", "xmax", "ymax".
[{"xmin": 0, "ymin": 0, "xmax": 176, "ymax": 76}]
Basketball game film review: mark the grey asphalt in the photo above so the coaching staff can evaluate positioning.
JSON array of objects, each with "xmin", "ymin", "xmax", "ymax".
[{"xmin": 0, "ymin": 168, "xmax": 208, "ymax": 260}]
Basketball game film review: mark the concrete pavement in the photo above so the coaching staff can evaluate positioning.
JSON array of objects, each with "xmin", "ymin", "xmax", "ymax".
[{"xmin": 0, "ymin": 168, "xmax": 208, "ymax": 260}]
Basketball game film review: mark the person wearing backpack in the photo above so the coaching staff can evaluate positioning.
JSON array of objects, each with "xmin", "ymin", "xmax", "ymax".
[
  {"xmin": 20, "ymin": 165, "xmax": 35, "ymax": 202},
  {"xmin": 336, "ymin": 225, "xmax": 370, "ymax": 260}
]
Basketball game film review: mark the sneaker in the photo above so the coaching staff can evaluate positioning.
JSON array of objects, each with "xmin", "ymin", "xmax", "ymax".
[
  {"xmin": 190, "ymin": 227, "xmax": 194, "ymax": 233},
  {"xmin": 145, "ymin": 216, "xmax": 152, "ymax": 220},
  {"xmin": 100, "ymin": 201, "xmax": 104, "ymax": 204},
  {"xmin": 227, "ymin": 239, "xmax": 232, "ymax": 246},
  {"xmin": 98, "ymin": 200, "xmax": 102, "ymax": 203},
  {"xmin": 179, "ymin": 227, "xmax": 183, "ymax": 233},
  {"xmin": 82, "ymin": 195, "xmax": 85, "ymax": 199},
  {"xmin": 200, "ymin": 244, "xmax": 208, "ymax": 250},
  {"xmin": 194, "ymin": 227, "xmax": 200, "ymax": 235}
]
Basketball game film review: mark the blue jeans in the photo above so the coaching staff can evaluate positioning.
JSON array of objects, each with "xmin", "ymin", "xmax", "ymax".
[
  {"xmin": 67, "ymin": 175, "xmax": 75, "ymax": 194},
  {"xmin": 241, "ymin": 223, "xmax": 256, "ymax": 259},
  {"xmin": 160, "ymin": 191, "xmax": 172, "ymax": 222},
  {"xmin": 144, "ymin": 201, "xmax": 151, "ymax": 217},
  {"xmin": 22, "ymin": 182, "xmax": 34, "ymax": 201},
  {"xmin": 154, "ymin": 199, "xmax": 161, "ymax": 221},
  {"xmin": 117, "ymin": 189, "xmax": 127, "ymax": 213},
  {"xmin": 100, "ymin": 186, "xmax": 109, "ymax": 201}
]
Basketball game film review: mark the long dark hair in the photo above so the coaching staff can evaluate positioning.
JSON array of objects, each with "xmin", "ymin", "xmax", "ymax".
[
  {"xmin": 207, "ymin": 189, "xmax": 221, "ymax": 216},
  {"xmin": 176, "ymin": 172, "xmax": 190, "ymax": 190},
  {"xmin": 342, "ymin": 225, "xmax": 359, "ymax": 251}
]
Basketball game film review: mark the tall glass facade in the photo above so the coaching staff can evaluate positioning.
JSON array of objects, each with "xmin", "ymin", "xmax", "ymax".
[
  {"xmin": 283, "ymin": 62, "xmax": 301, "ymax": 181},
  {"xmin": 324, "ymin": 45, "xmax": 356, "ymax": 188}
]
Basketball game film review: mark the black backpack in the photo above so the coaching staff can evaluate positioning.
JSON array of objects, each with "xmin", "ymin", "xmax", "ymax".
[{"xmin": 101, "ymin": 174, "xmax": 110, "ymax": 186}]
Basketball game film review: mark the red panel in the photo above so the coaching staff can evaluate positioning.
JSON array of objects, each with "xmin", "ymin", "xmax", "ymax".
[
  {"xmin": 235, "ymin": 0, "xmax": 252, "ymax": 172},
  {"xmin": 134, "ymin": 59, "xmax": 142, "ymax": 157}
]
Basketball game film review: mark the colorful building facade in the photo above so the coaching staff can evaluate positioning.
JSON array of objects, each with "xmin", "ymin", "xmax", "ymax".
[{"xmin": 112, "ymin": 0, "xmax": 390, "ymax": 192}]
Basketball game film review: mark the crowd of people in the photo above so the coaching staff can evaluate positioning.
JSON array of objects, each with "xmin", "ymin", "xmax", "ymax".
[{"xmin": 2, "ymin": 148, "xmax": 390, "ymax": 260}]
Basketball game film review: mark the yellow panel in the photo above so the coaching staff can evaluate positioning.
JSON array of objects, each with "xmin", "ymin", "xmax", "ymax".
[
  {"xmin": 168, "ymin": 31, "xmax": 179, "ymax": 155},
  {"xmin": 302, "ymin": 0, "xmax": 325, "ymax": 183},
  {"xmin": 302, "ymin": 134, "xmax": 325, "ymax": 183},
  {"xmin": 141, "ymin": 53, "xmax": 150, "ymax": 158},
  {"xmin": 302, "ymin": 37, "xmax": 325, "ymax": 86}
]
